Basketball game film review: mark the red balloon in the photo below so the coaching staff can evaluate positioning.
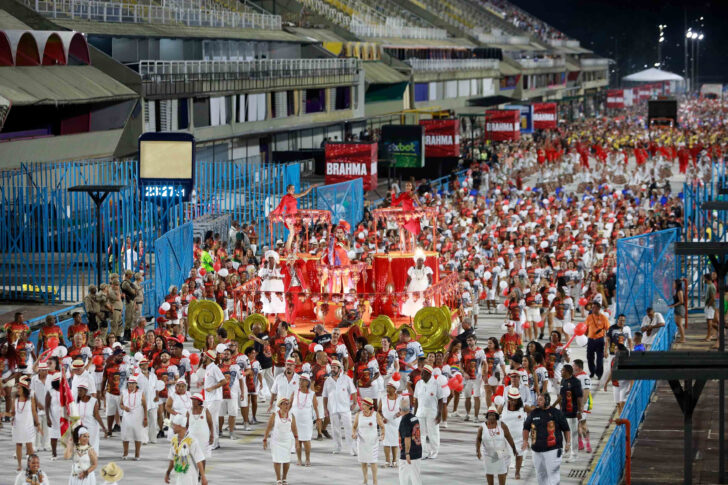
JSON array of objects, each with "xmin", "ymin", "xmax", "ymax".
[
  {"xmin": 501, "ymin": 288, "xmax": 509, "ymax": 297},
  {"xmin": 199, "ymin": 268, "xmax": 207, "ymax": 276},
  {"xmin": 455, "ymin": 373, "xmax": 463, "ymax": 383},
  {"xmin": 494, "ymin": 385, "xmax": 504, "ymax": 397},
  {"xmin": 522, "ymin": 321, "xmax": 531, "ymax": 329},
  {"xmin": 392, "ymin": 371, "xmax": 401, "ymax": 382},
  {"xmin": 47, "ymin": 337, "xmax": 59, "ymax": 350},
  {"xmin": 159, "ymin": 307, "xmax": 167, "ymax": 316},
  {"xmin": 574, "ymin": 322, "xmax": 588, "ymax": 337},
  {"xmin": 536, "ymin": 320, "xmax": 545, "ymax": 328},
  {"xmin": 92, "ymin": 355, "xmax": 103, "ymax": 367},
  {"xmin": 213, "ymin": 262, "xmax": 222, "ymax": 272},
  {"xmin": 308, "ymin": 343, "xmax": 316, "ymax": 353},
  {"xmin": 189, "ymin": 353, "xmax": 200, "ymax": 366},
  {"xmin": 448, "ymin": 377, "xmax": 460, "ymax": 391},
  {"xmin": 455, "ymin": 382, "xmax": 464, "ymax": 392},
  {"xmin": 578, "ymin": 298, "xmax": 588, "ymax": 307}
]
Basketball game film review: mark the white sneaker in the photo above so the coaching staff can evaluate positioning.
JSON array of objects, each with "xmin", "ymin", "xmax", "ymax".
[
  {"xmin": 464, "ymin": 415, "xmax": 471, "ymax": 421},
  {"xmin": 244, "ymin": 425, "xmax": 251, "ymax": 431},
  {"xmin": 451, "ymin": 411, "xmax": 460, "ymax": 417},
  {"xmin": 442, "ymin": 421, "xmax": 448, "ymax": 429},
  {"xmin": 332, "ymin": 449, "xmax": 340, "ymax": 455}
]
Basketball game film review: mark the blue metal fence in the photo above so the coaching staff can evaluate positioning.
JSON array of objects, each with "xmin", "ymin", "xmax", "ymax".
[
  {"xmin": 154, "ymin": 222, "xmax": 193, "ymax": 310},
  {"xmin": 589, "ymin": 228, "xmax": 679, "ymax": 484}
]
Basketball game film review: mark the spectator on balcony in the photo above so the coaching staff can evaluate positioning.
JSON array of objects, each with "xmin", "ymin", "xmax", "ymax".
[{"xmin": 640, "ymin": 307, "xmax": 665, "ymax": 348}]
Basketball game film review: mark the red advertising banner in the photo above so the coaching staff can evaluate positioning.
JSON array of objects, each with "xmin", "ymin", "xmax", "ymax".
[
  {"xmin": 419, "ymin": 118, "xmax": 460, "ymax": 158},
  {"xmin": 532, "ymin": 102, "xmax": 557, "ymax": 129},
  {"xmin": 606, "ymin": 89, "xmax": 625, "ymax": 108},
  {"xmin": 484, "ymin": 109, "xmax": 520, "ymax": 141},
  {"xmin": 325, "ymin": 142, "xmax": 378, "ymax": 191}
]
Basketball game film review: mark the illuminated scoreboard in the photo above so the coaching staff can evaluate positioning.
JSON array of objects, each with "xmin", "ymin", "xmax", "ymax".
[{"xmin": 137, "ymin": 132, "xmax": 195, "ymax": 201}]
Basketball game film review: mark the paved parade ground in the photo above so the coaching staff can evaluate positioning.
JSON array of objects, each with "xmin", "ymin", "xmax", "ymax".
[{"xmin": 0, "ymin": 306, "xmax": 619, "ymax": 485}]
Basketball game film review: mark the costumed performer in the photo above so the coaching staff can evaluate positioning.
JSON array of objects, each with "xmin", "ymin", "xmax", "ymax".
[
  {"xmin": 259, "ymin": 251, "xmax": 286, "ymax": 317},
  {"xmin": 401, "ymin": 249, "xmax": 433, "ymax": 318},
  {"xmin": 390, "ymin": 181, "xmax": 422, "ymax": 251},
  {"xmin": 321, "ymin": 220, "xmax": 354, "ymax": 294},
  {"xmin": 271, "ymin": 184, "xmax": 317, "ymax": 254}
]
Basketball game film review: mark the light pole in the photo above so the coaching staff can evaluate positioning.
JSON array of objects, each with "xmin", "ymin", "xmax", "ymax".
[
  {"xmin": 657, "ymin": 24, "xmax": 666, "ymax": 68},
  {"xmin": 696, "ymin": 33, "xmax": 704, "ymax": 89},
  {"xmin": 685, "ymin": 29, "xmax": 692, "ymax": 92}
]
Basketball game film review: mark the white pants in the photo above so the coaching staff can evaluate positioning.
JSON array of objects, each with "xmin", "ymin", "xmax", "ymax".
[
  {"xmin": 144, "ymin": 408, "xmax": 158, "ymax": 444},
  {"xmin": 35, "ymin": 413, "xmax": 50, "ymax": 450},
  {"xmin": 261, "ymin": 367, "xmax": 275, "ymax": 399},
  {"xmin": 566, "ymin": 418, "xmax": 578, "ymax": 457},
  {"xmin": 205, "ymin": 400, "xmax": 222, "ymax": 447},
  {"xmin": 330, "ymin": 411, "xmax": 354, "ymax": 453},
  {"xmin": 532, "ymin": 448, "xmax": 562, "ymax": 485},
  {"xmin": 398, "ymin": 458, "xmax": 422, "ymax": 485},
  {"xmin": 418, "ymin": 414, "xmax": 440, "ymax": 458}
]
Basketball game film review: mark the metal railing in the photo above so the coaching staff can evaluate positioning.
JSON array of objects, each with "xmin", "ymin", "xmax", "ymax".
[
  {"xmin": 404, "ymin": 58, "xmax": 499, "ymax": 72},
  {"xmin": 350, "ymin": 20, "xmax": 447, "ymax": 39},
  {"xmin": 477, "ymin": 33, "xmax": 529, "ymax": 44},
  {"xmin": 139, "ymin": 58, "xmax": 360, "ymax": 79},
  {"xmin": 25, "ymin": 0, "xmax": 283, "ymax": 29},
  {"xmin": 581, "ymin": 58, "xmax": 610, "ymax": 67},
  {"xmin": 516, "ymin": 57, "xmax": 565, "ymax": 68}
]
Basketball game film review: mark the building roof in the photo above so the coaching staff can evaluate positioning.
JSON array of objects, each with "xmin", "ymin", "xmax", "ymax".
[
  {"xmin": 0, "ymin": 65, "xmax": 137, "ymax": 105},
  {"xmin": 0, "ymin": 128, "xmax": 124, "ymax": 163},
  {"xmin": 622, "ymin": 67, "xmax": 684, "ymax": 83},
  {"xmin": 372, "ymin": 37, "xmax": 475, "ymax": 49},
  {"xmin": 51, "ymin": 19, "xmax": 307, "ymax": 42},
  {"xmin": 362, "ymin": 61, "xmax": 409, "ymax": 84}
]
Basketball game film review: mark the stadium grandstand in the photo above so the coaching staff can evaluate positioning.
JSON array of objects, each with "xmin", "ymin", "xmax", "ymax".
[{"xmin": 0, "ymin": 0, "xmax": 608, "ymax": 164}]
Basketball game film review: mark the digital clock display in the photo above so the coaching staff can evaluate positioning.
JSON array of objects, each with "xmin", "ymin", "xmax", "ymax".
[{"xmin": 142, "ymin": 185, "xmax": 187, "ymax": 198}]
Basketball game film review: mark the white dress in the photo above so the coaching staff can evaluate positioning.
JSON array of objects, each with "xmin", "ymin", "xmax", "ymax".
[
  {"xmin": 78, "ymin": 397, "xmax": 101, "ymax": 454},
  {"xmin": 500, "ymin": 407, "xmax": 525, "ymax": 457},
  {"xmin": 259, "ymin": 267, "xmax": 286, "ymax": 314},
  {"xmin": 120, "ymin": 390, "xmax": 144, "ymax": 442},
  {"xmin": 48, "ymin": 388, "xmax": 62, "ymax": 440},
  {"xmin": 68, "ymin": 446, "xmax": 96, "ymax": 485},
  {"xmin": 380, "ymin": 396, "xmax": 402, "ymax": 447},
  {"xmin": 480, "ymin": 422, "xmax": 510, "ymax": 475},
  {"xmin": 270, "ymin": 412, "xmax": 294, "ymax": 463},
  {"xmin": 12, "ymin": 397, "xmax": 36, "ymax": 444},
  {"xmin": 402, "ymin": 265, "xmax": 433, "ymax": 317},
  {"xmin": 171, "ymin": 392, "xmax": 193, "ymax": 416},
  {"xmin": 291, "ymin": 390, "xmax": 314, "ymax": 442},
  {"xmin": 188, "ymin": 411, "xmax": 211, "ymax": 458},
  {"xmin": 356, "ymin": 412, "xmax": 379, "ymax": 464}
]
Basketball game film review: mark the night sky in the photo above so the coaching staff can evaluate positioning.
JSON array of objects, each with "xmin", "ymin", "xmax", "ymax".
[{"xmin": 510, "ymin": 0, "xmax": 727, "ymax": 86}]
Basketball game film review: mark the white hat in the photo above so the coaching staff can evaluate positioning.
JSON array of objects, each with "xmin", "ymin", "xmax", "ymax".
[
  {"xmin": 265, "ymin": 250, "xmax": 280, "ymax": 263},
  {"xmin": 313, "ymin": 344, "xmax": 324, "ymax": 352},
  {"xmin": 215, "ymin": 343, "xmax": 227, "ymax": 354}
]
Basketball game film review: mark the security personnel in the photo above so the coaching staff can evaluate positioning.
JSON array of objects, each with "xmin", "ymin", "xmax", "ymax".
[
  {"xmin": 522, "ymin": 393, "xmax": 571, "ymax": 485},
  {"xmin": 108, "ymin": 276, "xmax": 124, "ymax": 340},
  {"xmin": 121, "ymin": 270, "xmax": 138, "ymax": 338}
]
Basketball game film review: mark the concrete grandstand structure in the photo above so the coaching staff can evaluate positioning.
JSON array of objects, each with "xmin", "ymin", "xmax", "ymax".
[{"xmin": 0, "ymin": 0, "xmax": 609, "ymax": 165}]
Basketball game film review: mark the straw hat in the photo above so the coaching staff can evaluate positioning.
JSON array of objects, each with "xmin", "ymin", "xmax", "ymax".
[{"xmin": 100, "ymin": 462, "xmax": 124, "ymax": 483}]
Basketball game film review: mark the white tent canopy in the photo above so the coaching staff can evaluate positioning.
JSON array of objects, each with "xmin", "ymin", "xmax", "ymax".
[{"xmin": 622, "ymin": 68, "xmax": 684, "ymax": 82}]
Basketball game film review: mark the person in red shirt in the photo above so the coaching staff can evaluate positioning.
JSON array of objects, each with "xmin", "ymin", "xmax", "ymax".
[
  {"xmin": 38, "ymin": 315, "xmax": 65, "ymax": 353},
  {"xmin": 500, "ymin": 323, "xmax": 523, "ymax": 359},
  {"xmin": 67, "ymin": 312, "xmax": 90, "ymax": 347},
  {"xmin": 101, "ymin": 348, "xmax": 126, "ymax": 436},
  {"xmin": 67, "ymin": 333, "xmax": 88, "ymax": 361},
  {"xmin": 130, "ymin": 317, "xmax": 147, "ymax": 354},
  {"xmin": 4, "ymin": 312, "xmax": 28, "ymax": 346}
]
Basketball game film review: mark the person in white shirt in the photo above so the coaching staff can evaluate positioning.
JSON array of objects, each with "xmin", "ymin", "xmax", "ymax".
[
  {"xmin": 70, "ymin": 359, "xmax": 96, "ymax": 400},
  {"xmin": 202, "ymin": 350, "xmax": 228, "ymax": 450},
  {"xmin": 640, "ymin": 307, "xmax": 665, "ymax": 347},
  {"xmin": 31, "ymin": 363, "xmax": 50, "ymax": 452},
  {"xmin": 137, "ymin": 358, "xmax": 160, "ymax": 444},
  {"xmin": 413, "ymin": 365, "xmax": 444, "ymax": 459},
  {"xmin": 322, "ymin": 360, "xmax": 357, "ymax": 455},
  {"xmin": 120, "ymin": 376, "xmax": 147, "ymax": 461},
  {"xmin": 269, "ymin": 358, "xmax": 300, "ymax": 413}
]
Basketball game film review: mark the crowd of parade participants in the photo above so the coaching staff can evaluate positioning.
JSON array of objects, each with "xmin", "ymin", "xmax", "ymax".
[{"xmin": 4, "ymin": 97, "xmax": 724, "ymax": 485}]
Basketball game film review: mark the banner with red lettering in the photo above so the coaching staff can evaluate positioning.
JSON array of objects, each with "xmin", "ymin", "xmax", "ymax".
[
  {"xmin": 419, "ymin": 118, "xmax": 460, "ymax": 157},
  {"xmin": 606, "ymin": 89, "xmax": 624, "ymax": 108},
  {"xmin": 484, "ymin": 109, "xmax": 520, "ymax": 141},
  {"xmin": 532, "ymin": 102, "xmax": 557, "ymax": 129},
  {"xmin": 325, "ymin": 142, "xmax": 378, "ymax": 191}
]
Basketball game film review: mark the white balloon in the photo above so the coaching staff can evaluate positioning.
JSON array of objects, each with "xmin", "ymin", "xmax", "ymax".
[
  {"xmin": 488, "ymin": 376, "xmax": 499, "ymax": 386},
  {"xmin": 499, "ymin": 281, "xmax": 508, "ymax": 290},
  {"xmin": 563, "ymin": 322, "xmax": 576, "ymax": 335},
  {"xmin": 54, "ymin": 347, "xmax": 68, "ymax": 358},
  {"xmin": 497, "ymin": 303, "xmax": 506, "ymax": 312},
  {"xmin": 161, "ymin": 302, "xmax": 171, "ymax": 311},
  {"xmin": 493, "ymin": 395, "xmax": 505, "ymax": 406},
  {"xmin": 218, "ymin": 268, "xmax": 229, "ymax": 278},
  {"xmin": 575, "ymin": 335, "xmax": 589, "ymax": 347},
  {"xmin": 483, "ymin": 271, "xmax": 492, "ymax": 280},
  {"xmin": 547, "ymin": 294, "xmax": 556, "ymax": 302},
  {"xmin": 134, "ymin": 352, "xmax": 143, "ymax": 362}
]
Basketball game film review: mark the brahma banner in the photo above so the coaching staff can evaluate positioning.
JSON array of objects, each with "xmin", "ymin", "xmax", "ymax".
[
  {"xmin": 419, "ymin": 119, "xmax": 460, "ymax": 158},
  {"xmin": 325, "ymin": 142, "xmax": 378, "ymax": 191},
  {"xmin": 532, "ymin": 102, "xmax": 557, "ymax": 129},
  {"xmin": 606, "ymin": 89, "xmax": 625, "ymax": 108},
  {"xmin": 484, "ymin": 110, "xmax": 520, "ymax": 141}
]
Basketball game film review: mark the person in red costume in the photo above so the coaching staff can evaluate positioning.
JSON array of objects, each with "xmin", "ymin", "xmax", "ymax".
[
  {"xmin": 390, "ymin": 181, "xmax": 422, "ymax": 251},
  {"xmin": 271, "ymin": 184, "xmax": 317, "ymax": 254},
  {"xmin": 321, "ymin": 220, "xmax": 353, "ymax": 293}
]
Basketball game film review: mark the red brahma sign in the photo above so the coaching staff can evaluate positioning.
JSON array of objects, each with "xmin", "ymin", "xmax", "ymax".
[
  {"xmin": 419, "ymin": 118, "xmax": 460, "ymax": 157},
  {"xmin": 325, "ymin": 142, "xmax": 378, "ymax": 191},
  {"xmin": 484, "ymin": 110, "xmax": 520, "ymax": 141},
  {"xmin": 532, "ymin": 102, "xmax": 557, "ymax": 129}
]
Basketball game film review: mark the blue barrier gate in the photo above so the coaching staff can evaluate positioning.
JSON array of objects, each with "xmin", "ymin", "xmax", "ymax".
[
  {"xmin": 589, "ymin": 228, "xmax": 679, "ymax": 484},
  {"xmin": 154, "ymin": 223, "xmax": 193, "ymax": 309}
]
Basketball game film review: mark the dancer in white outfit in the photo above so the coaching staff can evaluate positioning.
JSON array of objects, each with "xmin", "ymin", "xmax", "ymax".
[
  {"xmin": 45, "ymin": 374, "xmax": 62, "ymax": 460},
  {"xmin": 401, "ymin": 250, "xmax": 433, "ymax": 318},
  {"xmin": 259, "ymin": 251, "xmax": 286, "ymax": 316},
  {"xmin": 166, "ymin": 379, "xmax": 193, "ymax": 418},
  {"xmin": 76, "ymin": 384, "xmax": 107, "ymax": 455},
  {"xmin": 188, "ymin": 394, "xmax": 214, "ymax": 464},
  {"xmin": 65, "ymin": 426, "xmax": 98, "ymax": 485},
  {"xmin": 14, "ymin": 453, "xmax": 49, "ymax": 485},
  {"xmin": 322, "ymin": 360, "xmax": 357, "ymax": 455},
  {"xmin": 498, "ymin": 388, "xmax": 526, "ymax": 479},
  {"xmin": 291, "ymin": 374, "xmax": 319, "ymax": 466},
  {"xmin": 379, "ymin": 379, "xmax": 402, "ymax": 468},
  {"xmin": 12, "ymin": 377, "xmax": 40, "ymax": 472},
  {"xmin": 120, "ymin": 377, "xmax": 147, "ymax": 461},
  {"xmin": 164, "ymin": 413, "xmax": 208, "ymax": 485},
  {"xmin": 476, "ymin": 406, "xmax": 517, "ymax": 485},
  {"xmin": 353, "ymin": 397, "xmax": 385, "ymax": 485},
  {"xmin": 263, "ymin": 397, "xmax": 298, "ymax": 485}
]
